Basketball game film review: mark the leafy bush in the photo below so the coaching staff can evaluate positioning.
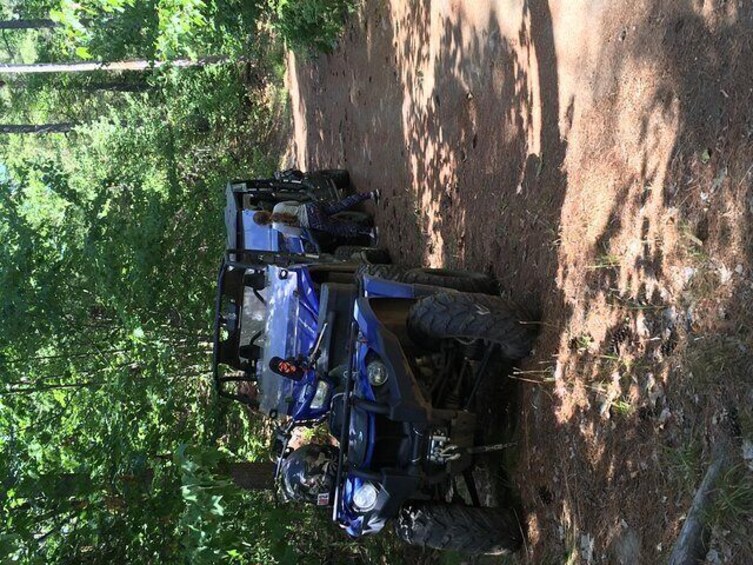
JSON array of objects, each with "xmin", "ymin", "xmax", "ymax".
[
  {"xmin": 0, "ymin": 59, "xmax": 279, "ymax": 563},
  {"xmin": 0, "ymin": 0, "xmax": 399, "ymax": 562},
  {"xmin": 268, "ymin": 0, "xmax": 356, "ymax": 53}
]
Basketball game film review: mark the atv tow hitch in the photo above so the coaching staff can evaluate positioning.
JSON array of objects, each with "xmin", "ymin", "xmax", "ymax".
[
  {"xmin": 434, "ymin": 441, "xmax": 517, "ymax": 462},
  {"xmin": 466, "ymin": 441, "xmax": 517, "ymax": 454}
]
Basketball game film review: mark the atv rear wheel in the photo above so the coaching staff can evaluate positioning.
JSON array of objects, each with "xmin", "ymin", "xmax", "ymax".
[
  {"xmin": 396, "ymin": 502, "xmax": 523, "ymax": 555},
  {"xmin": 407, "ymin": 292, "xmax": 536, "ymax": 359},
  {"xmin": 318, "ymin": 169, "xmax": 351, "ymax": 189},
  {"xmin": 333, "ymin": 245, "xmax": 390, "ymax": 264},
  {"xmin": 358, "ymin": 265, "xmax": 498, "ymax": 294}
]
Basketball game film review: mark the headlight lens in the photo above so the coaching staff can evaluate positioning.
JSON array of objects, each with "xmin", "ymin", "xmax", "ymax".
[
  {"xmin": 352, "ymin": 482, "xmax": 379, "ymax": 512},
  {"xmin": 367, "ymin": 360, "xmax": 388, "ymax": 387},
  {"xmin": 309, "ymin": 380, "xmax": 330, "ymax": 410}
]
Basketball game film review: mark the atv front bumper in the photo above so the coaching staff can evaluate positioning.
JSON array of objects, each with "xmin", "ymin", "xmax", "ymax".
[{"xmin": 332, "ymin": 296, "xmax": 476, "ymax": 537}]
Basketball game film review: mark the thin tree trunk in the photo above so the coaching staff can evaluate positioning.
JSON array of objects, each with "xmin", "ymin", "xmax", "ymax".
[
  {"xmin": 0, "ymin": 19, "xmax": 60, "ymax": 30},
  {"xmin": 0, "ymin": 123, "xmax": 77, "ymax": 134},
  {"xmin": 0, "ymin": 56, "xmax": 231, "ymax": 75},
  {"xmin": 1, "ymin": 381, "xmax": 104, "ymax": 394}
]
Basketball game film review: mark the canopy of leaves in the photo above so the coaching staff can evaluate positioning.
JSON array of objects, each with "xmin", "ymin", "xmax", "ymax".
[{"xmin": 0, "ymin": 0, "xmax": 400, "ymax": 562}]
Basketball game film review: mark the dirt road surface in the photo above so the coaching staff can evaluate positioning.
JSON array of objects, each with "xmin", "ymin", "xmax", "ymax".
[{"xmin": 287, "ymin": 1, "xmax": 753, "ymax": 562}]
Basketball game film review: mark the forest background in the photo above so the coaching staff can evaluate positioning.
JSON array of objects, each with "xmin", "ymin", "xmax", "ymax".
[{"xmin": 0, "ymin": 1, "xmax": 400, "ymax": 563}]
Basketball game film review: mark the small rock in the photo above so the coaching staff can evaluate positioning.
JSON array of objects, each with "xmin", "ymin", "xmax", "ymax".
[
  {"xmin": 719, "ymin": 264, "xmax": 733, "ymax": 285},
  {"xmin": 735, "ymin": 264, "xmax": 744, "ymax": 275},
  {"xmin": 580, "ymin": 533, "xmax": 595, "ymax": 564},
  {"xmin": 636, "ymin": 313, "xmax": 652, "ymax": 338},
  {"xmin": 600, "ymin": 400, "xmax": 612, "ymax": 419},
  {"xmin": 742, "ymin": 439, "xmax": 753, "ymax": 472},
  {"xmin": 611, "ymin": 525, "xmax": 641, "ymax": 564},
  {"xmin": 685, "ymin": 306, "xmax": 695, "ymax": 332},
  {"xmin": 662, "ymin": 306, "xmax": 677, "ymax": 328},
  {"xmin": 646, "ymin": 373, "xmax": 665, "ymax": 407},
  {"xmin": 658, "ymin": 407, "xmax": 672, "ymax": 427},
  {"xmin": 711, "ymin": 166, "xmax": 727, "ymax": 192},
  {"xmin": 706, "ymin": 548, "xmax": 722, "ymax": 565},
  {"xmin": 682, "ymin": 266, "xmax": 696, "ymax": 285}
]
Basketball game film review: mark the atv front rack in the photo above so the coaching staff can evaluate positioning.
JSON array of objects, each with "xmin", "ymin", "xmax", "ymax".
[{"xmin": 211, "ymin": 258, "xmax": 261, "ymax": 408}]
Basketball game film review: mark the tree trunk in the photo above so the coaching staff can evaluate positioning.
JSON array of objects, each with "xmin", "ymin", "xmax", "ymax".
[
  {"xmin": 0, "ymin": 123, "xmax": 77, "ymax": 134},
  {"xmin": 1, "ymin": 380, "xmax": 102, "ymax": 393},
  {"xmin": 0, "ymin": 56, "xmax": 231, "ymax": 75},
  {"xmin": 0, "ymin": 19, "xmax": 60, "ymax": 30}
]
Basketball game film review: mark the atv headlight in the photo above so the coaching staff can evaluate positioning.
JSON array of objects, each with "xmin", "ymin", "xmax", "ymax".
[
  {"xmin": 352, "ymin": 482, "xmax": 379, "ymax": 512},
  {"xmin": 367, "ymin": 360, "xmax": 388, "ymax": 387},
  {"xmin": 310, "ymin": 381, "xmax": 330, "ymax": 410}
]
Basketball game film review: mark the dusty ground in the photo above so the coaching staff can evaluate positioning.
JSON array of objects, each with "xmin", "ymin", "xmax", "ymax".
[{"xmin": 286, "ymin": 0, "xmax": 753, "ymax": 562}]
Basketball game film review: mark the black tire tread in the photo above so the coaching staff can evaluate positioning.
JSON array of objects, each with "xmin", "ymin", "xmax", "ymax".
[
  {"xmin": 396, "ymin": 502, "xmax": 523, "ymax": 555},
  {"xmin": 333, "ymin": 245, "xmax": 390, "ymax": 264},
  {"xmin": 318, "ymin": 169, "xmax": 350, "ymax": 189},
  {"xmin": 407, "ymin": 292, "xmax": 536, "ymax": 359}
]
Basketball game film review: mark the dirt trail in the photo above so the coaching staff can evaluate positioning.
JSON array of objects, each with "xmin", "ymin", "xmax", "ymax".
[{"xmin": 287, "ymin": 1, "xmax": 753, "ymax": 562}]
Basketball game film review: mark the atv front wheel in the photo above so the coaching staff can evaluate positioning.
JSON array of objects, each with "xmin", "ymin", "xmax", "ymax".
[
  {"xmin": 358, "ymin": 265, "xmax": 498, "ymax": 294},
  {"xmin": 407, "ymin": 292, "xmax": 536, "ymax": 359},
  {"xmin": 396, "ymin": 502, "xmax": 523, "ymax": 555}
]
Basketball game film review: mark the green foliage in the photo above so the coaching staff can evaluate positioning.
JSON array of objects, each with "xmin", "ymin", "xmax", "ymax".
[
  {"xmin": 269, "ymin": 0, "xmax": 356, "ymax": 53},
  {"xmin": 48, "ymin": 0, "xmax": 261, "ymax": 60},
  {"xmin": 0, "ymin": 0, "xmax": 393, "ymax": 562},
  {"xmin": 0, "ymin": 54, "xmax": 282, "ymax": 563}
]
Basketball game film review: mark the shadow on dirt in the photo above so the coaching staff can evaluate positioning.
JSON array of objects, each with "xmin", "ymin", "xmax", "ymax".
[
  {"xmin": 529, "ymin": 2, "xmax": 753, "ymax": 561},
  {"xmin": 290, "ymin": 0, "xmax": 753, "ymax": 561}
]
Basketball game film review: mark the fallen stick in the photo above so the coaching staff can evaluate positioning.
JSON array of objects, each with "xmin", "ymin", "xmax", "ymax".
[{"xmin": 668, "ymin": 437, "xmax": 734, "ymax": 565}]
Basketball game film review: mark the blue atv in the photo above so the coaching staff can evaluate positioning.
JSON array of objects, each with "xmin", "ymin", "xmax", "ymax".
[
  {"xmin": 225, "ymin": 169, "xmax": 377, "ymax": 258},
  {"xmin": 214, "ymin": 169, "xmax": 389, "ymax": 420},
  {"xmin": 277, "ymin": 265, "xmax": 536, "ymax": 555},
  {"xmin": 212, "ymin": 249, "xmax": 371, "ymax": 421}
]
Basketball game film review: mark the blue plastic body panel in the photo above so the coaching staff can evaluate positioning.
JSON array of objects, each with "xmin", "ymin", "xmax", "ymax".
[
  {"xmin": 338, "ymin": 291, "xmax": 433, "ymax": 537},
  {"xmin": 257, "ymin": 265, "xmax": 330, "ymax": 419},
  {"xmin": 361, "ymin": 275, "xmax": 416, "ymax": 299}
]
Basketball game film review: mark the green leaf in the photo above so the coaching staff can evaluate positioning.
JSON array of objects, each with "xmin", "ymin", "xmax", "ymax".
[{"xmin": 75, "ymin": 46, "xmax": 92, "ymax": 60}]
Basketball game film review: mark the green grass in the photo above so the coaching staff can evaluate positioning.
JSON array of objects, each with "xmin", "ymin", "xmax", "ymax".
[
  {"xmin": 663, "ymin": 438, "xmax": 703, "ymax": 491},
  {"xmin": 710, "ymin": 464, "xmax": 753, "ymax": 519},
  {"xmin": 610, "ymin": 398, "xmax": 635, "ymax": 417},
  {"xmin": 706, "ymin": 463, "xmax": 753, "ymax": 556},
  {"xmin": 587, "ymin": 252, "xmax": 621, "ymax": 270}
]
